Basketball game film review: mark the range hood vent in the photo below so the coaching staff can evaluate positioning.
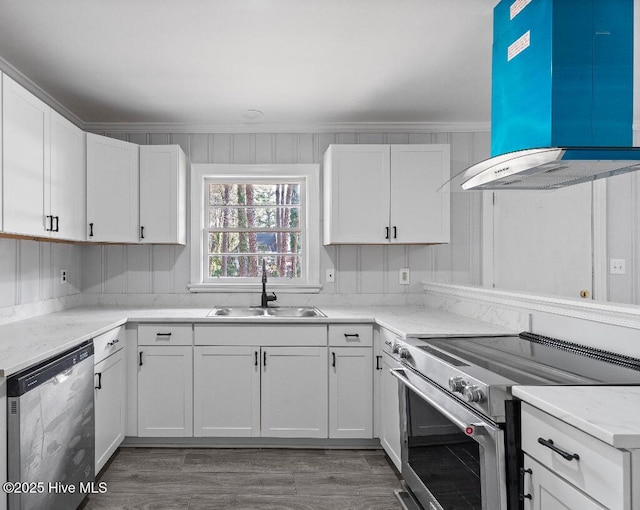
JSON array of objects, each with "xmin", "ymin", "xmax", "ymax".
[{"xmin": 461, "ymin": 0, "xmax": 637, "ymax": 190}]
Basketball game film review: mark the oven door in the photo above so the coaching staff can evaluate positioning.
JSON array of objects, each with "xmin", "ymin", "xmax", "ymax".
[{"xmin": 391, "ymin": 367, "xmax": 507, "ymax": 510}]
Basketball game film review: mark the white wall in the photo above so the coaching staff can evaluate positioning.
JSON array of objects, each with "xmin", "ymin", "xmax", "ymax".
[
  {"xmin": 80, "ymin": 130, "xmax": 490, "ymax": 304},
  {"xmin": 0, "ymin": 237, "xmax": 82, "ymax": 322}
]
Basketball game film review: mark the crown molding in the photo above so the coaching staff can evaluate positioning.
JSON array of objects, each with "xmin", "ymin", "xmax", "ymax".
[
  {"xmin": 0, "ymin": 56, "xmax": 86, "ymax": 129},
  {"xmin": 84, "ymin": 120, "xmax": 492, "ymax": 135}
]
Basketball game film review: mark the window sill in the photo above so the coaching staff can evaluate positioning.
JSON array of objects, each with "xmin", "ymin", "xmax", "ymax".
[{"xmin": 187, "ymin": 283, "xmax": 323, "ymax": 294}]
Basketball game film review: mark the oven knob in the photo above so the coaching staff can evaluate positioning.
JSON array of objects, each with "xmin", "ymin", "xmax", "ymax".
[
  {"xmin": 448, "ymin": 376, "xmax": 466, "ymax": 393},
  {"xmin": 392, "ymin": 342, "xmax": 401, "ymax": 354},
  {"xmin": 398, "ymin": 347, "xmax": 410, "ymax": 359},
  {"xmin": 462, "ymin": 385, "xmax": 485, "ymax": 403}
]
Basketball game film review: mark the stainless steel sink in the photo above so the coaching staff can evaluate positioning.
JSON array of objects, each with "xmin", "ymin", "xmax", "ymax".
[
  {"xmin": 207, "ymin": 306, "xmax": 325, "ymax": 318},
  {"xmin": 267, "ymin": 307, "xmax": 326, "ymax": 317}
]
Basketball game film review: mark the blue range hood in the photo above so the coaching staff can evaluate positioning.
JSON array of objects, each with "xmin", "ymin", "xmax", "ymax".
[{"xmin": 461, "ymin": 0, "xmax": 640, "ymax": 190}]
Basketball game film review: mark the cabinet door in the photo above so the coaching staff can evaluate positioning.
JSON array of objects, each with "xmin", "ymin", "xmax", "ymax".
[
  {"xmin": 50, "ymin": 110, "xmax": 85, "ymax": 241},
  {"xmin": 329, "ymin": 347, "xmax": 373, "ymax": 439},
  {"xmin": 261, "ymin": 347, "xmax": 328, "ymax": 438},
  {"xmin": 323, "ymin": 145, "xmax": 390, "ymax": 244},
  {"xmin": 139, "ymin": 145, "xmax": 187, "ymax": 244},
  {"xmin": 2, "ymin": 74, "xmax": 50, "ymax": 236},
  {"xmin": 523, "ymin": 455, "xmax": 606, "ymax": 510},
  {"xmin": 193, "ymin": 346, "xmax": 260, "ymax": 437},
  {"xmin": 86, "ymin": 133, "xmax": 139, "ymax": 242},
  {"xmin": 137, "ymin": 346, "xmax": 193, "ymax": 437},
  {"xmin": 380, "ymin": 352, "xmax": 402, "ymax": 470},
  {"xmin": 94, "ymin": 350, "xmax": 125, "ymax": 473},
  {"xmin": 390, "ymin": 144, "xmax": 450, "ymax": 243}
]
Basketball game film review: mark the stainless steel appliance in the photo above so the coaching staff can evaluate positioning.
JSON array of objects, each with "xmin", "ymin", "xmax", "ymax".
[
  {"xmin": 390, "ymin": 332, "xmax": 640, "ymax": 510},
  {"xmin": 7, "ymin": 341, "xmax": 95, "ymax": 510}
]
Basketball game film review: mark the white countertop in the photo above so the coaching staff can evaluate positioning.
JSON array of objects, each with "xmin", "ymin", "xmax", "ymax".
[
  {"xmin": 513, "ymin": 385, "xmax": 640, "ymax": 449},
  {"xmin": 0, "ymin": 305, "xmax": 515, "ymax": 377}
]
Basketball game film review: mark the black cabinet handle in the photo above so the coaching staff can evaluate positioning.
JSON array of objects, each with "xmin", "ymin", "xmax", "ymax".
[
  {"xmin": 519, "ymin": 467, "xmax": 532, "ymax": 501},
  {"xmin": 385, "ymin": 226, "xmax": 390, "ymax": 239},
  {"xmin": 538, "ymin": 438, "xmax": 580, "ymax": 461},
  {"xmin": 255, "ymin": 351, "xmax": 258, "ymax": 367},
  {"xmin": 393, "ymin": 226, "xmax": 397, "ymax": 239},
  {"xmin": 54, "ymin": 216, "xmax": 59, "ymax": 232},
  {"xmin": 344, "ymin": 333, "xmax": 360, "ymax": 339},
  {"xmin": 140, "ymin": 226, "xmax": 145, "ymax": 239},
  {"xmin": 139, "ymin": 351, "xmax": 143, "ymax": 366},
  {"xmin": 156, "ymin": 332, "xmax": 172, "ymax": 336},
  {"xmin": 376, "ymin": 355, "xmax": 382, "ymax": 370},
  {"xmin": 45, "ymin": 215, "xmax": 53, "ymax": 232},
  {"xmin": 89, "ymin": 223, "xmax": 94, "ymax": 237},
  {"xmin": 95, "ymin": 372, "xmax": 102, "ymax": 390},
  {"xmin": 263, "ymin": 351, "xmax": 267, "ymax": 367},
  {"xmin": 332, "ymin": 352, "xmax": 336, "ymax": 368}
]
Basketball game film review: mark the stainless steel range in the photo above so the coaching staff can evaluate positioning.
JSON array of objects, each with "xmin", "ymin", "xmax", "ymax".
[{"xmin": 390, "ymin": 332, "xmax": 640, "ymax": 510}]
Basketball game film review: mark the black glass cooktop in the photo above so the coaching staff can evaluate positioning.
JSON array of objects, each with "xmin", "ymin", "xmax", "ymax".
[{"xmin": 416, "ymin": 333, "xmax": 640, "ymax": 386}]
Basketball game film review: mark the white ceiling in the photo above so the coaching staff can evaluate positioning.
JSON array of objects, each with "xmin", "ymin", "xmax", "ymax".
[{"xmin": 0, "ymin": 0, "xmax": 496, "ymax": 129}]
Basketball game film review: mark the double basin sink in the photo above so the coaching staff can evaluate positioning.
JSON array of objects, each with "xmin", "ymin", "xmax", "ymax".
[{"xmin": 207, "ymin": 306, "xmax": 326, "ymax": 318}]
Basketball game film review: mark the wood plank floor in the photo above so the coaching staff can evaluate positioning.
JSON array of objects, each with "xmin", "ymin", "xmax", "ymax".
[{"xmin": 80, "ymin": 447, "xmax": 404, "ymax": 510}]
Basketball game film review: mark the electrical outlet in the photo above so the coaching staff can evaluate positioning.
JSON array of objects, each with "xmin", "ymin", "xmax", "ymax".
[
  {"xmin": 60, "ymin": 269, "xmax": 67, "ymax": 283},
  {"xmin": 610, "ymin": 259, "xmax": 626, "ymax": 275},
  {"xmin": 326, "ymin": 268, "xmax": 335, "ymax": 283},
  {"xmin": 399, "ymin": 268, "xmax": 410, "ymax": 285}
]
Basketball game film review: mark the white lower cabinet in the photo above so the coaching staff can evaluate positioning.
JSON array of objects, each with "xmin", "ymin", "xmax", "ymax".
[
  {"xmin": 522, "ymin": 454, "xmax": 606, "ymax": 510},
  {"xmin": 376, "ymin": 326, "xmax": 402, "ymax": 470},
  {"xmin": 328, "ymin": 324, "xmax": 374, "ymax": 439},
  {"xmin": 93, "ymin": 326, "xmax": 126, "ymax": 473},
  {"xmin": 137, "ymin": 346, "xmax": 193, "ymax": 437},
  {"xmin": 261, "ymin": 346, "xmax": 328, "ymax": 438},
  {"xmin": 193, "ymin": 346, "xmax": 260, "ymax": 437},
  {"xmin": 329, "ymin": 347, "xmax": 373, "ymax": 438},
  {"xmin": 520, "ymin": 402, "xmax": 631, "ymax": 510}
]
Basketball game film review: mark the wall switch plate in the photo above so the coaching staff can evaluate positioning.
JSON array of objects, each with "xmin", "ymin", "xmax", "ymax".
[
  {"xmin": 60, "ymin": 269, "xmax": 67, "ymax": 283},
  {"xmin": 326, "ymin": 268, "xmax": 335, "ymax": 283},
  {"xmin": 399, "ymin": 268, "xmax": 410, "ymax": 285},
  {"xmin": 610, "ymin": 259, "xmax": 626, "ymax": 275}
]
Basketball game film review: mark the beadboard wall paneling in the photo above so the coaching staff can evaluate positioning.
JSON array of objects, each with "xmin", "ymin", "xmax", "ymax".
[
  {"xmin": 81, "ymin": 131, "xmax": 486, "ymax": 296},
  {"xmin": 0, "ymin": 237, "xmax": 82, "ymax": 308}
]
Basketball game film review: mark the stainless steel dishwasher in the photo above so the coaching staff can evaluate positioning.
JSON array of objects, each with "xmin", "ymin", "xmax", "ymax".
[{"xmin": 7, "ymin": 341, "xmax": 95, "ymax": 510}]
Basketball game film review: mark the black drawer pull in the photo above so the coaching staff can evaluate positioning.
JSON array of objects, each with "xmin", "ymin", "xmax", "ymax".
[
  {"xmin": 385, "ymin": 226, "xmax": 389, "ymax": 239},
  {"xmin": 139, "ymin": 351, "xmax": 144, "ymax": 366},
  {"xmin": 54, "ymin": 216, "xmax": 59, "ymax": 232},
  {"xmin": 332, "ymin": 352, "xmax": 336, "ymax": 368},
  {"xmin": 393, "ymin": 226, "xmax": 397, "ymax": 239},
  {"xmin": 263, "ymin": 351, "xmax": 267, "ymax": 367},
  {"xmin": 519, "ymin": 467, "xmax": 532, "ymax": 501},
  {"xmin": 89, "ymin": 223, "xmax": 94, "ymax": 237},
  {"xmin": 140, "ymin": 226, "xmax": 145, "ymax": 239},
  {"xmin": 45, "ymin": 215, "xmax": 53, "ymax": 232},
  {"xmin": 255, "ymin": 351, "xmax": 258, "ymax": 367},
  {"xmin": 344, "ymin": 333, "xmax": 360, "ymax": 339},
  {"xmin": 538, "ymin": 438, "xmax": 580, "ymax": 461},
  {"xmin": 107, "ymin": 339, "xmax": 120, "ymax": 347},
  {"xmin": 95, "ymin": 372, "xmax": 102, "ymax": 390},
  {"xmin": 376, "ymin": 355, "xmax": 382, "ymax": 370}
]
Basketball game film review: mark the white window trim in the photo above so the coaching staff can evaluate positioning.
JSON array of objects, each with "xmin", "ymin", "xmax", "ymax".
[{"xmin": 188, "ymin": 163, "xmax": 321, "ymax": 293}]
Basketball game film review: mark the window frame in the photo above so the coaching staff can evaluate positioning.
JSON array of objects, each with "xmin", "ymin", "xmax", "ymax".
[{"xmin": 189, "ymin": 164, "xmax": 321, "ymax": 293}]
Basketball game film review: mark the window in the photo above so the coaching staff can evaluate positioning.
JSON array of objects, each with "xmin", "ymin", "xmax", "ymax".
[{"xmin": 190, "ymin": 164, "xmax": 320, "ymax": 292}]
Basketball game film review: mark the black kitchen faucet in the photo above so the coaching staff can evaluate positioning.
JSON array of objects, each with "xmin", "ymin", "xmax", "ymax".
[{"xmin": 261, "ymin": 259, "xmax": 277, "ymax": 308}]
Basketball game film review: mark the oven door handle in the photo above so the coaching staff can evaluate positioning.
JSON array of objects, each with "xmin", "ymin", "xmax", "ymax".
[{"xmin": 390, "ymin": 368, "xmax": 486, "ymax": 437}]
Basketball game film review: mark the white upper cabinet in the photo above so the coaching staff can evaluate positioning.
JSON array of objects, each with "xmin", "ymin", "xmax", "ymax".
[
  {"xmin": 139, "ymin": 145, "xmax": 187, "ymax": 244},
  {"xmin": 323, "ymin": 144, "xmax": 450, "ymax": 244},
  {"xmin": 50, "ymin": 110, "xmax": 85, "ymax": 241},
  {"xmin": 86, "ymin": 133, "xmax": 139, "ymax": 243},
  {"xmin": 2, "ymin": 74, "xmax": 51, "ymax": 237}
]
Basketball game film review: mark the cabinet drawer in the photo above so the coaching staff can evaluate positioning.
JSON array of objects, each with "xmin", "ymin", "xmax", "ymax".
[
  {"xmin": 328, "ymin": 324, "xmax": 373, "ymax": 347},
  {"xmin": 138, "ymin": 324, "xmax": 193, "ymax": 346},
  {"xmin": 521, "ymin": 403, "xmax": 630, "ymax": 509},
  {"xmin": 94, "ymin": 325, "xmax": 125, "ymax": 364},
  {"xmin": 195, "ymin": 324, "xmax": 327, "ymax": 346}
]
